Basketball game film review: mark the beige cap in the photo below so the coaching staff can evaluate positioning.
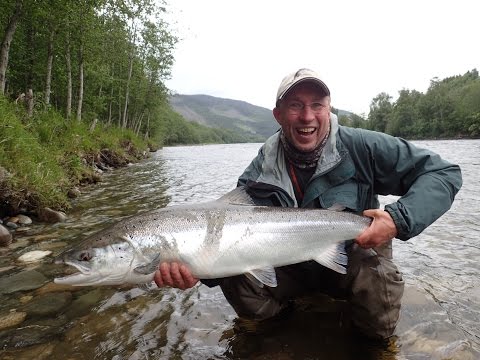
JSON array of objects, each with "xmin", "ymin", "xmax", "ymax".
[{"xmin": 276, "ymin": 68, "xmax": 330, "ymax": 104}]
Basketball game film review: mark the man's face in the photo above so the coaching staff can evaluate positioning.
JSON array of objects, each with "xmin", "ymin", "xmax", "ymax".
[{"xmin": 273, "ymin": 82, "xmax": 331, "ymax": 153}]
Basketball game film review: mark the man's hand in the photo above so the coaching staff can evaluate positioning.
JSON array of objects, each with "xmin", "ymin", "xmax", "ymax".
[
  {"xmin": 355, "ymin": 209, "xmax": 398, "ymax": 249},
  {"xmin": 153, "ymin": 262, "xmax": 199, "ymax": 290}
]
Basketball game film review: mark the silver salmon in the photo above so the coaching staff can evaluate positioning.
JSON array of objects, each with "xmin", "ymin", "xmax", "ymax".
[{"xmin": 54, "ymin": 188, "xmax": 371, "ymax": 287}]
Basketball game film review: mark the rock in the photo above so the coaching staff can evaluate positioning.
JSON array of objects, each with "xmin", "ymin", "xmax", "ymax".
[
  {"xmin": 16, "ymin": 214, "xmax": 32, "ymax": 225},
  {"xmin": 0, "ymin": 311, "xmax": 27, "ymax": 331},
  {"xmin": 37, "ymin": 207, "xmax": 67, "ymax": 223},
  {"xmin": 67, "ymin": 187, "xmax": 81, "ymax": 199},
  {"xmin": 0, "ymin": 270, "xmax": 48, "ymax": 294},
  {"xmin": 17, "ymin": 250, "xmax": 52, "ymax": 263},
  {"xmin": 6, "ymin": 216, "xmax": 19, "ymax": 224},
  {"xmin": 35, "ymin": 281, "xmax": 79, "ymax": 295},
  {"xmin": 22, "ymin": 292, "xmax": 72, "ymax": 317},
  {"xmin": 0, "ymin": 224, "xmax": 13, "ymax": 246},
  {"xmin": 5, "ymin": 222, "xmax": 18, "ymax": 229}
]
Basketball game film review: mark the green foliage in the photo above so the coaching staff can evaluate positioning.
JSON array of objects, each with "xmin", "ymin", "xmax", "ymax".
[
  {"xmin": 365, "ymin": 69, "xmax": 480, "ymax": 139},
  {"xmin": 0, "ymin": 96, "xmax": 70, "ymax": 210}
]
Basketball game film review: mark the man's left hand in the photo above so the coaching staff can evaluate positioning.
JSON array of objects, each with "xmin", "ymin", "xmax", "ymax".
[{"xmin": 355, "ymin": 209, "xmax": 398, "ymax": 249}]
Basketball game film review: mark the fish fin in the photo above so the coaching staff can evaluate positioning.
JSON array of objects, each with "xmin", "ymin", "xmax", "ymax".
[
  {"xmin": 327, "ymin": 203, "xmax": 346, "ymax": 211},
  {"xmin": 217, "ymin": 186, "xmax": 256, "ymax": 206},
  {"xmin": 133, "ymin": 254, "xmax": 161, "ymax": 275},
  {"xmin": 245, "ymin": 267, "xmax": 278, "ymax": 288},
  {"xmin": 313, "ymin": 242, "xmax": 349, "ymax": 275}
]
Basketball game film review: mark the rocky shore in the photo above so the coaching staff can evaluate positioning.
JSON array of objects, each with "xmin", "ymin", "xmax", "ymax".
[{"xmin": 0, "ymin": 144, "xmax": 151, "ymax": 248}]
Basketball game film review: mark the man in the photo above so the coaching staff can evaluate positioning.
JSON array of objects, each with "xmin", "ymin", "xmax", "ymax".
[{"xmin": 154, "ymin": 68, "xmax": 462, "ymax": 339}]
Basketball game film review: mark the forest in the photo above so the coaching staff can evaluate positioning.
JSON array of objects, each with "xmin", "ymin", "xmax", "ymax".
[{"xmin": 339, "ymin": 69, "xmax": 480, "ymax": 138}]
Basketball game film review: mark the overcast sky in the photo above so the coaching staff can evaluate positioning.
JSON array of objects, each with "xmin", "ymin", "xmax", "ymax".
[{"xmin": 164, "ymin": 0, "xmax": 479, "ymax": 116}]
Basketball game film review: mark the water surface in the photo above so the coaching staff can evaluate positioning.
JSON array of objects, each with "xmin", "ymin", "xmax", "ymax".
[{"xmin": 0, "ymin": 140, "xmax": 479, "ymax": 359}]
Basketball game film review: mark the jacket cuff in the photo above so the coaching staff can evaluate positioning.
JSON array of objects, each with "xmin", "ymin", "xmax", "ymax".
[{"xmin": 384, "ymin": 203, "xmax": 410, "ymax": 241}]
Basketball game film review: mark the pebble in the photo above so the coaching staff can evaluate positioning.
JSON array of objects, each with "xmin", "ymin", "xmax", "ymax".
[
  {"xmin": 0, "ymin": 224, "xmax": 13, "ymax": 246},
  {"xmin": 37, "ymin": 207, "xmax": 67, "ymax": 223},
  {"xmin": 17, "ymin": 250, "xmax": 52, "ymax": 263},
  {"xmin": 0, "ymin": 311, "xmax": 27, "ymax": 331},
  {"xmin": 22, "ymin": 292, "xmax": 72, "ymax": 317},
  {"xmin": 0, "ymin": 269, "xmax": 48, "ymax": 294},
  {"xmin": 17, "ymin": 214, "xmax": 33, "ymax": 225}
]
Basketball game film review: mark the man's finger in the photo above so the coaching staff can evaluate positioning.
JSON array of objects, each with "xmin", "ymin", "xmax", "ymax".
[{"xmin": 170, "ymin": 262, "xmax": 186, "ymax": 289}]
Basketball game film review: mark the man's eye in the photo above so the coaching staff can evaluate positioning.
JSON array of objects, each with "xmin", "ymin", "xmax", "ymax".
[
  {"xmin": 288, "ymin": 102, "xmax": 303, "ymax": 110},
  {"xmin": 311, "ymin": 103, "xmax": 324, "ymax": 111}
]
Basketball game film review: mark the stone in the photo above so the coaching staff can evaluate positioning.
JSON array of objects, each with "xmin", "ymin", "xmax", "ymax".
[
  {"xmin": 16, "ymin": 214, "xmax": 32, "ymax": 225},
  {"xmin": 0, "ymin": 311, "xmax": 27, "ymax": 331},
  {"xmin": 22, "ymin": 292, "xmax": 72, "ymax": 317},
  {"xmin": 0, "ymin": 224, "xmax": 13, "ymax": 246},
  {"xmin": 37, "ymin": 207, "xmax": 67, "ymax": 223},
  {"xmin": 17, "ymin": 250, "xmax": 52, "ymax": 263},
  {"xmin": 67, "ymin": 187, "xmax": 81, "ymax": 198},
  {"xmin": 0, "ymin": 270, "xmax": 48, "ymax": 294}
]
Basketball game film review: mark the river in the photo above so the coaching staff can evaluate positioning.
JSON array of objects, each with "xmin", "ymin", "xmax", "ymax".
[{"xmin": 0, "ymin": 140, "xmax": 479, "ymax": 359}]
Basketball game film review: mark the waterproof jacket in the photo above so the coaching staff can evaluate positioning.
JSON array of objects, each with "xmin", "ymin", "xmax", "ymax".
[{"xmin": 238, "ymin": 114, "xmax": 462, "ymax": 241}]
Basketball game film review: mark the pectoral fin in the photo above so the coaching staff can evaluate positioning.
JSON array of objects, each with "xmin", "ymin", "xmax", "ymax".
[
  {"xmin": 313, "ymin": 242, "xmax": 349, "ymax": 274},
  {"xmin": 134, "ymin": 254, "xmax": 161, "ymax": 275},
  {"xmin": 245, "ymin": 266, "xmax": 277, "ymax": 288}
]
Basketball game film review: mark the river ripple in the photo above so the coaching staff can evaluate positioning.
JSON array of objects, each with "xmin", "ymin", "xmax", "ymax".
[{"xmin": 0, "ymin": 140, "xmax": 479, "ymax": 359}]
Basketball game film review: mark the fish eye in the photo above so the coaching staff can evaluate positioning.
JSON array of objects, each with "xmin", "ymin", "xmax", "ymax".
[{"xmin": 78, "ymin": 250, "xmax": 92, "ymax": 261}]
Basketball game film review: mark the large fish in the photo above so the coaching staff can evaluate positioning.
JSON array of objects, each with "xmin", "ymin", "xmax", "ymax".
[{"xmin": 54, "ymin": 187, "xmax": 371, "ymax": 287}]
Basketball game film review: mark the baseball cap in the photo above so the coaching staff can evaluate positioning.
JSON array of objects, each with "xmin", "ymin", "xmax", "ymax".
[{"xmin": 276, "ymin": 68, "xmax": 330, "ymax": 104}]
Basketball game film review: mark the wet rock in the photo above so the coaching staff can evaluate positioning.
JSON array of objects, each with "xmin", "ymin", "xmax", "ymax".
[
  {"xmin": 0, "ymin": 265, "xmax": 16, "ymax": 275},
  {"xmin": 35, "ymin": 281, "xmax": 79, "ymax": 295},
  {"xmin": 22, "ymin": 292, "xmax": 72, "ymax": 317},
  {"xmin": 67, "ymin": 187, "xmax": 81, "ymax": 199},
  {"xmin": 37, "ymin": 207, "xmax": 67, "ymax": 224},
  {"xmin": 16, "ymin": 214, "xmax": 32, "ymax": 225},
  {"xmin": 0, "ymin": 311, "xmax": 27, "ymax": 331},
  {"xmin": 38, "ymin": 241, "xmax": 67, "ymax": 251},
  {"xmin": 64, "ymin": 288, "xmax": 110, "ymax": 319},
  {"xmin": 0, "ymin": 342, "xmax": 56, "ymax": 360},
  {"xmin": 17, "ymin": 250, "xmax": 52, "ymax": 263},
  {"xmin": 0, "ymin": 270, "xmax": 48, "ymax": 294},
  {"xmin": 0, "ymin": 315, "xmax": 68, "ymax": 349},
  {"xmin": 0, "ymin": 224, "xmax": 13, "ymax": 246},
  {"xmin": 5, "ymin": 222, "xmax": 17, "ymax": 229},
  {"xmin": 19, "ymin": 295, "xmax": 33, "ymax": 304}
]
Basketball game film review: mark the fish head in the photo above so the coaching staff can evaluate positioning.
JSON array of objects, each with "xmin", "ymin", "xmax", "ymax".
[{"xmin": 54, "ymin": 232, "xmax": 149, "ymax": 286}]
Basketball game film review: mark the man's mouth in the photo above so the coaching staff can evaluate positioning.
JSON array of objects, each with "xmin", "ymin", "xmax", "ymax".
[{"xmin": 296, "ymin": 127, "xmax": 316, "ymax": 135}]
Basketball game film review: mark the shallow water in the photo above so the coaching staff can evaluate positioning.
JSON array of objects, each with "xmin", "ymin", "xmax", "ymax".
[{"xmin": 0, "ymin": 140, "xmax": 479, "ymax": 359}]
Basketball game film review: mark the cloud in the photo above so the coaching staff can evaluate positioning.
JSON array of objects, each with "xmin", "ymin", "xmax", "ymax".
[{"xmin": 165, "ymin": 0, "xmax": 480, "ymax": 115}]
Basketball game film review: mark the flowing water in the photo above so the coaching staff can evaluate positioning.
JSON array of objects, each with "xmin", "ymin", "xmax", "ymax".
[{"xmin": 0, "ymin": 140, "xmax": 479, "ymax": 359}]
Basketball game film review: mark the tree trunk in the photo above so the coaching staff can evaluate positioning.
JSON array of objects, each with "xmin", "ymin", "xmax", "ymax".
[
  {"xmin": 44, "ymin": 29, "xmax": 55, "ymax": 106},
  {"xmin": 122, "ymin": 29, "xmax": 137, "ymax": 129},
  {"xmin": 25, "ymin": 88, "xmax": 33, "ymax": 117},
  {"xmin": 0, "ymin": 0, "xmax": 23, "ymax": 95},
  {"xmin": 65, "ymin": 33, "xmax": 72, "ymax": 118},
  {"xmin": 76, "ymin": 43, "xmax": 84, "ymax": 122}
]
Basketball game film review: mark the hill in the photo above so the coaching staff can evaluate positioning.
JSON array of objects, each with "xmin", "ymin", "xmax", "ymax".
[{"xmin": 169, "ymin": 94, "xmax": 279, "ymax": 140}]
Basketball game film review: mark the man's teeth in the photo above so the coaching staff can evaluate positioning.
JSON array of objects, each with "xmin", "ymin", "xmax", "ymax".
[{"xmin": 297, "ymin": 128, "xmax": 315, "ymax": 133}]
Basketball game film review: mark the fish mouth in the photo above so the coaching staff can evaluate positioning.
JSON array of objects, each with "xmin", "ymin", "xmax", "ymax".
[{"xmin": 54, "ymin": 257, "xmax": 95, "ymax": 285}]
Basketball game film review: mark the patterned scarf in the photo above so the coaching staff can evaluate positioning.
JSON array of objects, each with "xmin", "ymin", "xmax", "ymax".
[{"xmin": 280, "ymin": 125, "xmax": 331, "ymax": 169}]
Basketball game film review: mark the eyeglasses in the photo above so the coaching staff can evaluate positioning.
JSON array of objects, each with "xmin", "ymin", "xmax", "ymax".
[{"xmin": 285, "ymin": 101, "xmax": 328, "ymax": 115}]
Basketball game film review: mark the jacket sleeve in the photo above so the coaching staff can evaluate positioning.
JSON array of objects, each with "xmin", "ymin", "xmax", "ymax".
[{"xmin": 348, "ymin": 129, "xmax": 462, "ymax": 240}]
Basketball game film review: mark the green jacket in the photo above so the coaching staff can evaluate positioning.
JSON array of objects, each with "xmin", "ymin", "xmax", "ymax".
[{"xmin": 238, "ymin": 114, "xmax": 462, "ymax": 240}]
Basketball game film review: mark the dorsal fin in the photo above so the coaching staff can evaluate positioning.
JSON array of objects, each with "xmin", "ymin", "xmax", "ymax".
[{"xmin": 217, "ymin": 186, "xmax": 256, "ymax": 206}]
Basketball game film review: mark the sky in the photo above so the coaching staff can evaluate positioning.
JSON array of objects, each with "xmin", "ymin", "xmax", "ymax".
[{"xmin": 164, "ymin": 0, "xmax": 479, "ymax": 116}]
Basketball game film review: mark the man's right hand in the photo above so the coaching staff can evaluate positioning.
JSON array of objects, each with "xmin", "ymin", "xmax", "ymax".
[{"xmin": 153, "ymin": 262, "xmax": 199, "ymax": 290}]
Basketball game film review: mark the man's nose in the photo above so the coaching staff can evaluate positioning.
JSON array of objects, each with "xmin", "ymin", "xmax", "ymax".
[{"xmin": 299, "ymin": 105, "xmax": 316, "ymax": 121}]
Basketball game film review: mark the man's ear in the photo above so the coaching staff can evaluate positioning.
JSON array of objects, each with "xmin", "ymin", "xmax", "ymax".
[{"xmin": 273, "ymin": 107, "xmax": 282, "ymax": 125}]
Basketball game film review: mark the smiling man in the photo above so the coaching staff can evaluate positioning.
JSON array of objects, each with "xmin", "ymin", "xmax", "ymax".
[{"xmin": 154, "ymin": 68, "xmax": 462, "ymax": 340}]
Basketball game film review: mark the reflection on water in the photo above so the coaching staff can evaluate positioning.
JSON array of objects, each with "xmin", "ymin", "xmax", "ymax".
[{"xmin": 0, "ymin": 141, "xmax": 479, "ymax": 359}]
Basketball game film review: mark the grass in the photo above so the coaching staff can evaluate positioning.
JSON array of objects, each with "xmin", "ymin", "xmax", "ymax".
[{"xmin": 0, "ymin": 96, "xmax": 149, "ymax": 216}]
